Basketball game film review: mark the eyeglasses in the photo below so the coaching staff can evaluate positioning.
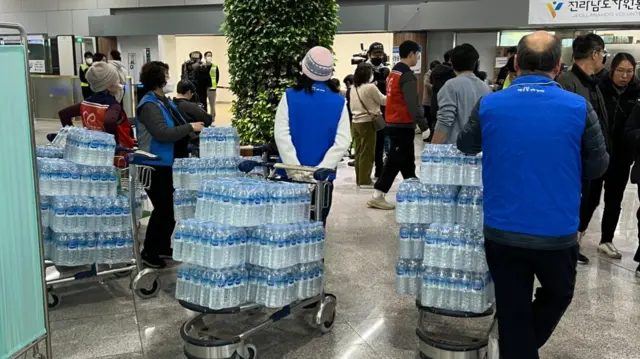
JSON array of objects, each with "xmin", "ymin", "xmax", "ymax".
[{"xmin": 614, "ymin": 68, "xmax": 635, "ymax": 76}]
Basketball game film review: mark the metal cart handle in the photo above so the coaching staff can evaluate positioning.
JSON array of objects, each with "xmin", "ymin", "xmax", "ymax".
[
  {"xmin": 237, "ymin": 161, "xmax": 336, "ymax": 182},
  {"xmin": 116, "ymin": 145, "xmax": 162, "ymax": 165}
]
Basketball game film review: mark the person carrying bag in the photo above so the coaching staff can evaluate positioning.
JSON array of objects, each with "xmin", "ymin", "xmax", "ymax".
[{"xmin": 349, "ymin": 63, "xmax": 387, "ymax": 188}]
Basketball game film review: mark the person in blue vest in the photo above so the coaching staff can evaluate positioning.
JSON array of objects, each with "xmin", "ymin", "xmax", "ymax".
[
  {"xmin": 457, "ymin": 31, "xmax": 609, "ymax": 359},
  {"xmin": 274, "ymin": 46, "xmax": 351, "ymax": 224},
  {"xmin": 137, "ymin": 61, "xmax": 204, "ymax": 268}
]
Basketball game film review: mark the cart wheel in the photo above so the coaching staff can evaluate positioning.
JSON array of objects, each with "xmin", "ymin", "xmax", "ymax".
[
  {"xmin": 244, "ymin": 344, "xmax": 257, "ymax": 359},
  {"xmin": 318, "ymin": 307, "xmax": 336, "ymax": 334},
  {"xmin": 48, "ymin": 291, "xmax": 61, "ymax": 309},
  {"xmin": 134, "ymin": 278, "xmax": 161, "ymax": 299},
  {"xmin": 113, "ymin": 269, "xmax": 134, "ymax": 278}
]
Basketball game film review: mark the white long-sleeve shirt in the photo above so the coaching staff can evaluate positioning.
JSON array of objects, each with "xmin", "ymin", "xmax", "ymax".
[{"xmin": 274, "ymin": 92, "xmax": 352, "ymax": 170}]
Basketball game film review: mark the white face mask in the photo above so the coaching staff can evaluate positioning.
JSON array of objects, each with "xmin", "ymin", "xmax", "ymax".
[
  {"xmin": 206, "ymin": 56, "xmax": 213, "ymax": 63},
  {"xmin": 163, "ymin": 81, "xmax": 175, "ymax": 94},
  {"xmin": 86, "ymin": 58, "xmax": 93, "ymax": 65}
]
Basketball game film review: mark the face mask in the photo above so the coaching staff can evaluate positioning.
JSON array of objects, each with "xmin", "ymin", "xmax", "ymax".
[
  {"xmin": 163, "ymin": 81, "xmax": 175, "ymax": 94},
  {"xmin": 206, "ymin": 57, "xmax": 212, "ymax": 63},
  {"xmin": 370, "ymin": 58, "xmax": 383, "ymax": 67},
  {"xmin": 86, "ymin": 58, "xmax": 93, "ymax": 65}
]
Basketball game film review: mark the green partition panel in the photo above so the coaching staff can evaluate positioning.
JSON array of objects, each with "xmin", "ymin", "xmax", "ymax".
[{"xmin": 0, "ymin": 44, "xmax": 47, "ymax": 359}]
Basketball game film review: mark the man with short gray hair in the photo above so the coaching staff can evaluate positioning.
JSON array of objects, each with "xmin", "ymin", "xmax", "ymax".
[{"xmin": 457, "ymin": 31, "xmax": 609, "ymax": 359}]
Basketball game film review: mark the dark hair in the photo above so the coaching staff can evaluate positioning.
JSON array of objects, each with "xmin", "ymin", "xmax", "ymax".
[
  {"xmin": 610, "ymin": 52, "xmax": 637, "ymax": 82},
  {"xmin": 329, "ymin": 78, "xmax": 340, "ymax": 89},
  {"xmin": 190, "ymin": 51, "xmax": 203, "ymax": 60},
  {"xmin": 450, "ymin": 43, "xmax": 479, "ymax": 72},
  {"xmin": 93, "ymin": 52, "xmax": 106, "ymax": 62},
  {"xmin": 429, "ymin": 60, "xmax": 441, "ymax": 70},
  {"xmin": 83, "ymin": 51, "xmax": 93, "ymax": 59},
  {"xmin": 148, "ymin": 60, "xmax": 169, "ymax": 71},
  {"xmin": 399, "ymin": 40, "xmax": 420, "ymax": 59},
  {"xmin": 354, "ymin": 62, "xmax": 374, "ymax": 87},
  {"xmin": 343, "ymin": 74, "xmax": 354, "ymax": 87},
  {"xmin": 572, "ymin": 33, "xmax": 605, "ymax": 61},
  {"xmin": 506, "ymin": 56, "xmax": 516, "ymax": 73},
  {"xmin": 507, "ymin": 46, "xmax": 517, "ymax": 55},
  {"xmin": 293, "ymin": 74, "xmax": 340, "ymax": 94},
  {"xmin": 110, "ymin": 50, "xmax": 121, "ymax": 61},
  {"xmin": 204, "ymin": 51, "xmax": 212, "ymax": 57},
  {"xmin": 177, "ymin": 80, "xmax": 196, "ymax": 95},
  {"xmin": 140, "ymin": 61, "xmax": 168, "ymax": 91},
  {"xmin": 444, "ymin": 49, "xmax": 453, "ymax": 63},
  {"xmin": 517, "ymin": 34, "xmax": 562, "ymax": 73}
]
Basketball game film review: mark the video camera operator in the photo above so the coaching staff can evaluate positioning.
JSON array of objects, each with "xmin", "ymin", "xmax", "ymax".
[{"xmin": 181, "ymin": 51, "xmax": 210, "ymax": 111}]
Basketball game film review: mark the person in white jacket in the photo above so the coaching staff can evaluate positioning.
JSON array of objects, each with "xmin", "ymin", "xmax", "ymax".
[
  {"xmin": 109, "ymin": 50, "xmax": 127, "ymax": 85},
  {"xmin": 274, "ymin": 46, "xmax": 352, "ymax": 224}
]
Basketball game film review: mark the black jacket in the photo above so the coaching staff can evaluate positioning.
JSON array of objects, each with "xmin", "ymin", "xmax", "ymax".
[
  {"xmin": 557, "ymin": 65, "xmax": 611, "ymax": 151},
  {"xmin": 173, "ymin": 98, "xmax": 213, "ymax": 126},
  {"xmin": 599, "ymin": 76, "xmax": 640, "ymax": 162},
  {"xmin": 429, "ymin": 63, "xmax": 456, "ymax": 120}
]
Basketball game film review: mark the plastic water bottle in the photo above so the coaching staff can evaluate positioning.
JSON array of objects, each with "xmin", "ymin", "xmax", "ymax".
[
  {"xmin": 399, "ymin": 226, "xmax": 412, "ymax": 259},
  {"xmin": 395, "ymin": 259, "xmax": 408, "ymax": 295},
  {"xmin": 463, "ymin": 153, "xmax": 482, "ymax": 186},
  {"xmin": 410, "ymin": 225, "xmax": 423, "ymax": 260}
]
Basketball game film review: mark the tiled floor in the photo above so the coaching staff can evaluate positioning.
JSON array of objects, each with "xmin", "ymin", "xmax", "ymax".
[{"xmin": 35, "ymin": 119, "xmax": 640, "ymax": 359}]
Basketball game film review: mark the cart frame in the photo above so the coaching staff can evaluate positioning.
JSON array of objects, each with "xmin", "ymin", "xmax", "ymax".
[{"xmin": 179, "ymin": 161, "xmax": 337, "ymax": 359}]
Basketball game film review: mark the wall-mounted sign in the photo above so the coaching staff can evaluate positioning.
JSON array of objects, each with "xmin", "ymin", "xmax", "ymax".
[
  {"xmin": 529, "ymin": 0, "xmax": 640, "ymax": 25},
  {"xmin": 29, "ymin": 60, "xmax": 46, "ymax": 73},
  {"xmin": 392, "ymin": 45, "xmax": 422, "ymax": 74}
]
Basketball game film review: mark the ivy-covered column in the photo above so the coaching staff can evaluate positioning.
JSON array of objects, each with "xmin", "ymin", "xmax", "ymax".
[{"xmin": 223, "ymin": 0, "xmax": 339, "ymax": 144}]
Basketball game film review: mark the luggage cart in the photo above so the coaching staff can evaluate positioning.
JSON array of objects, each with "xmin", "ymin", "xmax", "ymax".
[
  {"xmin": 45, "ymin": 149, "xmax": 163, "ymax": 308},
  {"xmin": 179, "ymin": 161, "xmax": 337, "ymax": 359}
]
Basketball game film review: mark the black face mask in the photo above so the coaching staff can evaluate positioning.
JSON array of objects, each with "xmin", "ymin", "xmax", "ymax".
[{"xmin": 370, "ymin": 58, "xmax": 383, "ymax": 66}]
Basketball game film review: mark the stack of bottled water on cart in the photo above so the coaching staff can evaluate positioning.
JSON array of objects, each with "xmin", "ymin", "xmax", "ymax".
[
  {"xmin": 395, "ymin": 144, "xmax": 494, "ymax": 314},
  {"xmin": 37, "ymin": 127, "xmax": 136, "ymax": 266},
  {"xmin": 172, "ymin": 130, "xmax": 325, "ymax": 310}
]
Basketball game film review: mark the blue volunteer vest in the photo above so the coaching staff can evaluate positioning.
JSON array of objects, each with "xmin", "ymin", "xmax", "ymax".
[
  {"xmin": 284, "ymin": 82, "xmax": 345, "ymax": 180},
  {"xmin": 480, "ymin": 75, "xmax": 587, "ymax": 237},
  {"xmin": 136, "ymin": 93, "xmax": 183, "ymax": 166}
]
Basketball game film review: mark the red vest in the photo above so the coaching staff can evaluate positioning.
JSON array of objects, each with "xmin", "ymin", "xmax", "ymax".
[
  {"xmin": 385, "ymin": 69, "xmax": 413, "ymax": 125},
  {"xmin": 80, "ymin": 100, "xmax": 135, "ymax": 167}
]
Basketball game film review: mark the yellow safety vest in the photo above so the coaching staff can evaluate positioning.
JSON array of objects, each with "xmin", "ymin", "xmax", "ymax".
[
  {"xmin": 80, "ymin": 63, "xmax": 89, "ymax": 87},
  {"xmin": 502, "ymin": 75, "xmax": 512, "ymax": 89},
  {"xmin": 209, "ymin": 64, "xmax": 218, "ymax": 89}
]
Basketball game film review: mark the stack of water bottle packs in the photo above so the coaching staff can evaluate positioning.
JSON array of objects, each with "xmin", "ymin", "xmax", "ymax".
[
  {"xmin": 37, "ymin": 127, "xmax": 133, "ymax": 266},
  {"xmin": 199, "ymin": 127, "xmax": 241, "ymax": 158},
  {"xmin": 172, "ymin": 157, "xmax": 242, "ymax": 191},
  {"xmin": 36, "ymin": 146, "xmax": 64, "ymax": 159},
  {"xmin": 174, "ymin": 175, "xmax": 325, "ymax": 310},
  {"xmin": 420, "ymin": 144, "xmax": 482, "ymax": 186},
  {"xmin": 395, "ymin": 144, "xmax": 492, "ymax": 313}
]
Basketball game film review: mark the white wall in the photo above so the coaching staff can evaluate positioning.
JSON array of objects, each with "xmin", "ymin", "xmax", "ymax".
[
  {"xmin": 332, "ymin": 33, "xmax": 394, "ymax": 87},
  {"xmin": 117, "ymin": 35, "xmax": 159, "ymax": 83}
]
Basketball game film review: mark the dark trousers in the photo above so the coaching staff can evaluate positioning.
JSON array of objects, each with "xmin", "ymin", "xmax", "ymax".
[
  {"xmin": 635, "ymin": 186, "xmax": 640, "ymax": 263},
  {"xmin": 143, "ymin": 166, "xmax": 175, "ymax": 255},
  {"xmin": 423, "ymin": 105, "xmax": 435, "ymax": 132},
  {"xmin": 374, "ymin": 128, "xmax": 386, "ymax": 178},
  {"xmin": 485, "ymin": 239, "xmax": 578, "ymax": 359},
  {"xmin": 578, "ymin": 158, "xmax": 631, "ymax": 243},
  {"xmin": 310, "ymin": 182, "xmax": 334, "ymax": 226},
  {"xmin": 81, "ymin": 86, "xmax": 93, "ymax": 100},
  {"xmin": 374, "ymin": 127, "xmax": 416, "ymax": 193},
  {"xmin": 196, "ymin": 87, "xmax": 208, "ymax": 112}
]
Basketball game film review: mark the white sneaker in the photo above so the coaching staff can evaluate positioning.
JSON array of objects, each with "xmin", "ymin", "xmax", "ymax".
[
  {"xmin": 597, "ymin": 242, "xmax": 622, "ymax": 259},
  {"xmin": 367, "ymin": 194, "xmax": 395, "ymax": 210}
]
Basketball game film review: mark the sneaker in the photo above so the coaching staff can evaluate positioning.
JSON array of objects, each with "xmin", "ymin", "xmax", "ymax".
[
  {"xmin": 597, "ymin": 242, "xmax": 622, "ymax": 259},
  {"xmin": 159, "ymin": 248, "xmax": 174, "ymax": 260},
  {"xmin": 367, "ymin": 196, "xmax": 395, "ymax": 210},
  {"xmin": 358, "ymin": 184, "xmax": 374, "ymax": 190},
  {"xmin": 141, "ymin": 251, "xmax": 167, "ymax": 269},
  {"xmin": 578, "ymin": 253, "xmax": 590, "ymax": 265}
]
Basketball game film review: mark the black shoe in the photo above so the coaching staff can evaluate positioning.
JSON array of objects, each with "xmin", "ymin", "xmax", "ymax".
[
  {"xmin": 348, "ymin": 160, "xmax": 355, "ymax": 167},
  {"xmin": 141, "ymin": 251, "xmax": 167, "ymax": 269},
  {"xmin": 159, "ymin": 248, "xmax": 174, "ymax": 260},
  {"xmin": 349, "ymin": 154, "xmax": 355, "ymax": 159},
  {"xmin": 578, "ymin": 253, "xmax": 589, "ymax": 265}
]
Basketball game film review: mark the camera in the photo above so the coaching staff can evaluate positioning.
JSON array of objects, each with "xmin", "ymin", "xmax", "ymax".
[{"xmin": 351, "ymin": 43, "xmax": 389, "ymax": 67}]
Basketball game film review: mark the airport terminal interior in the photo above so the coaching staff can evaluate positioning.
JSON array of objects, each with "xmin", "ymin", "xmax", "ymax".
[{"xmin": 3, "ymin": 1, "xmax": 640, "ymax": 359}]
